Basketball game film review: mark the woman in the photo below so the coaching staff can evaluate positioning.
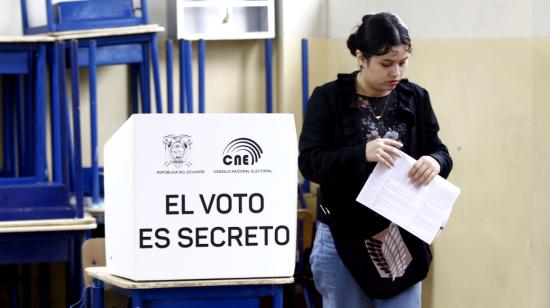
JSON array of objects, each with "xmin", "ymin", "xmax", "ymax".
[{"xmin": 299, "ymin": 12, "xmax": 453, "ymax": 308}]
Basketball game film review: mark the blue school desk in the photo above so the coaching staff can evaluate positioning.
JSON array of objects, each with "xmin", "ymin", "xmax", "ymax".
[
  {"xmin": 0, "ymin": 216, "xmax": 96, "ymax": 305},
  {"xmin": 48, "ymin": 24, "xmax": 164, "ymax": 208},
  {"xmin": 86, "ymin": 267, "xmax": 293, "ymax": 308}
]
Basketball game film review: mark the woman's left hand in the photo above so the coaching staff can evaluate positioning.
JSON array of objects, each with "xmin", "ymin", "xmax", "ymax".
[{"xmin": 408, "ymin": 156, "xmax": 440, "ymax": 187}]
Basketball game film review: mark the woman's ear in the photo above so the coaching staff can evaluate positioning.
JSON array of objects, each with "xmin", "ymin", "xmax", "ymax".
[{"xmin": 356, "ymin": 50, "xmax": 366, "ymax": 68}]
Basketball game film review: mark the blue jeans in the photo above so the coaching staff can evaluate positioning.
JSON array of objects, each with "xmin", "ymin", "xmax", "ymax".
[{"xmin": 310, "ymin": 222, "xmax": 422, "ymax": 308}]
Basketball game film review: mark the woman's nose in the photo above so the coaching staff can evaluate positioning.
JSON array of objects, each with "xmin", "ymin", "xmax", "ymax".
[{"xmin": 390, "ymin": 65, "xmax": 400, "ymax": 77}]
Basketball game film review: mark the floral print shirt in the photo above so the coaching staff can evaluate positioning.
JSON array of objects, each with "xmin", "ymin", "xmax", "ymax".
[{"xmin": 355, "ymin": 92, "xmax": 408, "ymax": 145}]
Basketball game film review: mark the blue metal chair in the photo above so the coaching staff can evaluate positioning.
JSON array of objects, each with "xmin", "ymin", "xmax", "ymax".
[
  {"xmin": 54, "ymin": 25, "xmax": 163, "ymax": 207},
  {"xmin": 0, "ymin": 38, "xmax": 78, "ymax": 221},
  {"xmin": 20, "ymin": 0, "xmax": 149, "ymax": 34}
]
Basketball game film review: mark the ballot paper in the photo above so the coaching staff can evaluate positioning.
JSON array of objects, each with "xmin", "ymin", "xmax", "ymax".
[{"xmin": 356, "ymin": 152, "xmax": 460, "ymax": 244}]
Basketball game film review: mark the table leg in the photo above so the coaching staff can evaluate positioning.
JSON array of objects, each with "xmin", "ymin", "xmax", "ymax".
[
  {"xmin": 92, "ymin": 279, "xmax": 104, "ymax": 308},
  {"xmin": 68, "ymin": 231, "xmax": 87, "ymax": 305},
  {"xmin": 38, "ymin": 263, "xmax": 51, "ymax": 308},
  {"xmin": 132, "ymin": 290, "xmax": 144, "ymax": 308},
  {"xmin": 22, "ymin": 264, "xmax": 31, "ymax": 308},
  {"xmin": 272, "ymin": 285, "xmax": 283, "ymax": 308}
]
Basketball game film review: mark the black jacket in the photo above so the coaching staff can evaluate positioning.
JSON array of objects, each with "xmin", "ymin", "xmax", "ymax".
[{"xmin": 299, "ymin": 72, "xmax": 453, "ymax": 225}]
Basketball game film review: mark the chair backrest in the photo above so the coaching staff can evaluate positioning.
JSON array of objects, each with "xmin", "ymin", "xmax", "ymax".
[
  {"xmin": 81, "ymin": 237, "xmax": 106, "ymax": 286},
  {"xmin": 297, "ymin": 208, "xmax": 314, "ymax": 251}
]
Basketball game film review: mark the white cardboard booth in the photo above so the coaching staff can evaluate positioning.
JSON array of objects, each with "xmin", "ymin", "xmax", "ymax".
[{"xmin": 104, "ymin": 114, "xmax": 297, "ymax": 281}]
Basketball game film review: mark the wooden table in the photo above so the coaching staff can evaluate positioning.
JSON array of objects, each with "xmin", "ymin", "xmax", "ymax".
[
  {"xmin": 0, "ymin": 215, "xmax": 96, "ymax": 233},
  {"xmin": 87, "ymin": 266, "xmax": 294, "ymax": 308}
]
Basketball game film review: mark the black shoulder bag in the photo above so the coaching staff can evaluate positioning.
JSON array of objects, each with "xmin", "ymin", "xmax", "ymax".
[{"xmin": 329, "ymin": 214, "xmax": 432, "ymax": 299}]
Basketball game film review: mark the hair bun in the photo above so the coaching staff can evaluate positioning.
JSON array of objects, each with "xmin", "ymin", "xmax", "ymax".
[
  {"xmin": 346, "ymin": 32, "xmax": 358, "ymax": 56},
  {"xmin": 361, "ymin": 14, "xmax": 373, "ymax": 24}
]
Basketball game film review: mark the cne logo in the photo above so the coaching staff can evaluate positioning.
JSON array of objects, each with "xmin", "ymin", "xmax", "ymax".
[
  {"xmin": 163, "ymin": 134, "xmax": 193, "ymax": 168},
  {"xmin": 222, "ymin": 138, "xmax": 263, "ymax": 166}
]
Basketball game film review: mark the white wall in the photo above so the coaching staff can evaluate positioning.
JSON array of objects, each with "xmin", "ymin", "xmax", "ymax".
[
  {"xmin": 533, "ymin": 0, "xmax": 550, "ymax": 37},
  {"xmin": 0, "ymin": 0, "xmax": 22, "ymax": 35},
  {"xmin": 148, "ymin": 0, "xmax": 167, "ymax": 32},
  {"xmin": 276, "ymin": 0, "xmax": 328, "ymax": 38},
  {"xmin": 326, "ymin": 0, "xmax": 532, "ymax": 38},
  {"xmin": 278, "ymin": 0, "xmax": 535, "ymax": 39}
]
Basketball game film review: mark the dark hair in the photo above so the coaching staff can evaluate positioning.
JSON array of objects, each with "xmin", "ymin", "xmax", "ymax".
[{"xmin": 346, "ymin": 12, "xmax": 411, "ymax": 58}]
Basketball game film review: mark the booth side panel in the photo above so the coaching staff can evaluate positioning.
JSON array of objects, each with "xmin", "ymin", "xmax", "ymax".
[{"xmin": 104, "ymin": 117, "xmax": 136, "ymax": 279}]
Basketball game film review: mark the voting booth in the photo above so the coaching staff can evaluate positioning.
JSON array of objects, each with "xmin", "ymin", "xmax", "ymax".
[{"xmin": 104, "ymin": 114, "xmax": 297, "ymax": 281}]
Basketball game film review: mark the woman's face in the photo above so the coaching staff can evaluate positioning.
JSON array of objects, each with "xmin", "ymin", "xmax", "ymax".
[{"xmin": 356, "ymin": 44, "xmax": 410, "ymax": 96}]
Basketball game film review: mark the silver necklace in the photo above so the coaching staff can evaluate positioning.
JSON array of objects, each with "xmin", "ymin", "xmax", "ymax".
[
  {"xmin": 355, "ymin": 75, "xmax": 393, "ymax": 120},
  {"xmin": 358, "ymin": 92, "xmax": 392, "ymax": 120}
]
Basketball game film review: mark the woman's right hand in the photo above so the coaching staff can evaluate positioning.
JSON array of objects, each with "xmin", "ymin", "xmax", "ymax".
[{"xmin": 365, "ymin": 138, "xmax": 403, "ymax": 168}]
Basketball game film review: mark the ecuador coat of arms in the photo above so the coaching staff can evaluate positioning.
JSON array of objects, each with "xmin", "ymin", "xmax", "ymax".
[{"xmin": 162, "ymin": 134, "xmax": 192, "ymax": 168}]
